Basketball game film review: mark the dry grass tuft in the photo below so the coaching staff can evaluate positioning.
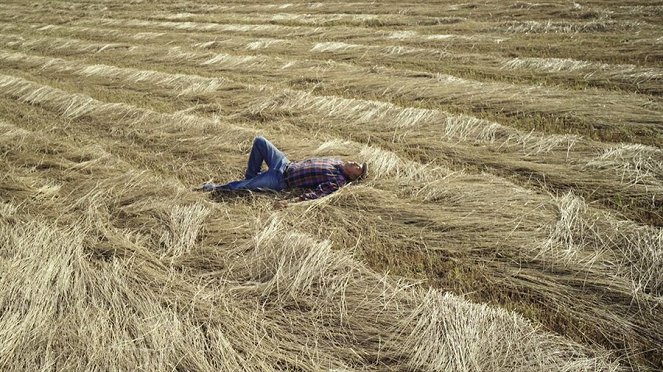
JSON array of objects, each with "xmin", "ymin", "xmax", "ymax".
[
  {"xmin": 310, "ymin": 41, "xmax": 360, "ymax": 52},
  {"xmin": 402, "ymin": 289, "xmax": 621, "ymax": 372},
  {"xmin": 245, "ymin": 38, "xmax": 286, "ymax": 50},
  {"xmin": 586, "ymin": 144, "xmax": 663, "ymax": 185},
  {"xmin": 542, "ymin": 193, "xmax": 663, "ymax": 297},
  {"xmin": 160, "ymin": 203, "xmax": 210, "ymax": 259}
]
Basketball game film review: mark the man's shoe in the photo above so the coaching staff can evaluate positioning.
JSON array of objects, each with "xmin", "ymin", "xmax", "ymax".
[{"xmin": 200, "ymin": 183, "xmax": 218, "ymax": 192}]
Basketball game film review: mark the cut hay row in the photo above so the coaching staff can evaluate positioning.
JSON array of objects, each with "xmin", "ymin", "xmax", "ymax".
[
  {"xmin": 499, "ymin": 19, "xmax": 643, "ymax": 33},
  {"xmin": 0, "ymin": 50, "xmax": 230, "ymax": 97},
  {"xmin": 7, "ymin": 1, "xmax": 645, "ymax": 34},
  {"xmin": 0, "ymin": 2, "xmax": 447, "ymax": 28},
  {"xmin": 4, "ymin": 31, "xmax": 660, "ymax": 151},
  {"xmin": 0, "ymin": 47, "xmax": 581, "ymax": 156},
  {"xmin": 146, "ymin": 10, "xmax": 425, "ymax": 27},
  {"xmin": 83, "ymin": 17, "xmax": 312, "ymax": 37},
  {"xmin": 0, "ymin": 74, "xmax": 259, "ymax": 153},
  {"xmin": 251, "ymin": 89, "xmax": 517, "ymax": 144},
  {"xmin": 13, "ymin": 21, "xmax": 663, "ymax": 94},
  {"xmin": 618, "ymin": 4, "xmax": 663, "ymax": 16},
  {"xmin": 543, "ymin": 193, "xmax": 663, "ymax": 297},
  {"xmin": 0, "ymin": 0, "xmax": 631, "ymax": 20},
  {"xmin": 586, "ymin": 144, "xmax": 663, "ymax": 185},
  {"xmin": 244, "ymin": 38, "xmax": 287, "ymax": 51},
  {"xmin": 0, "ymin": 33, "xmax": 132, "ymax": 54},
  {"xmin": 66, "ymin": 16, "xmax": 507, "ymax": 44},
  {"xmin": 0, "ymin": 32, "xmax": 286, "ymax": 70},
  {"xmin": 501, "ymin": 57, "xmax": 663, "ymax": 84},
  {"xmin": 260, "ymin": 89, "xmax": 575, "ymax": 157},
  {"xmin": 403, "ymin": 288, "xmax": 620, "ymax": 372}
]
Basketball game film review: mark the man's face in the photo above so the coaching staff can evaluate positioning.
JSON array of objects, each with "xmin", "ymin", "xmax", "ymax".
[{"xmin": 343, "ymin": 161, "xmax": 363, "ymax": 181}]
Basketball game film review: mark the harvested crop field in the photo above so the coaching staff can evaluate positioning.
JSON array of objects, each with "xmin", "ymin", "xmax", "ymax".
[{"xmin": 1, "ymin": 0, "xmax": 662, "ymax": 370}]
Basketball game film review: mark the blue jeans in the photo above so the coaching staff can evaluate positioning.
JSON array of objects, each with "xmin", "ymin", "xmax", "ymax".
[{"xmin": 204, "ymin": 136, "xmax": 289, "ymax": 192}]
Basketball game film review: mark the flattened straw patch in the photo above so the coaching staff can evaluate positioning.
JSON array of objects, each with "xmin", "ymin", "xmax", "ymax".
[
  {"xmin": 0, "ymin": 50, "xmax": 228, "ymax": 96},
  {"xmin": 502, "ymin": 57, "xmax": 592, "ymax": 72},
  {"xmin": 310, "ymin": 42, "xmax": 360, "ymax": 52},
  {"xmin": 540, "ymin": 193, "xmax": 598, "ymax": 264},
  {"xmin": 161, "ymin": 203, "xmax": 210, "ymax": 259},
  {"xmin": 132, "ymin": 32, "xmax": 165, "ymax": 40},
  {"xmin": 387, "ymin": 30, "xmax": 418, "ymax": 39},
  {"xmin": 501, "ymin": 57, "xmax": 663, "ymax": 82},
  {"xmin": 313, "ymin": 140, "xmax": 359, "ymax": 156},
  {"xmin": 358, "ymin": 145, "xmax": 445, "ymax": 182},
  {"xmin": 203, "ymin": 53, "xmax": 260, "ymax": 67},
  {"xmin": 0, "ymin": 120, "xmax": 31, "ymax": 138},
  {"xmin": 444, "ymin": 116, "xmax": 507, "ymax": 143},
  {"xmin": 401, "ymin": 289, "xmax": 620, "ymax": 371},
  {"xmin": 515, "ymin": 132, "xmax": 580, "ymax": 156},
  {"xmin": 253, "ymin": 91, "xmax": 437, "ymax": 128},
  {"xmin": 246, "ymin": 38, "xmax": 285, "ymax": 50},
  {"xmin": 586, "ymin": 144, "xmax": 663, "ymax": 185}
]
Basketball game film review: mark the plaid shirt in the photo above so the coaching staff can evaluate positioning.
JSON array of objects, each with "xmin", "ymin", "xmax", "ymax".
[{"xmin": 284, "ymin": 158, "xmax": 347, "ymax": 200}]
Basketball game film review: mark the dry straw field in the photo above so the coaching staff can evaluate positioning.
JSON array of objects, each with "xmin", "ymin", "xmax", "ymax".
[{"xmin": 1, "ymin": 0, "xmax": 662, "ymax": 370}]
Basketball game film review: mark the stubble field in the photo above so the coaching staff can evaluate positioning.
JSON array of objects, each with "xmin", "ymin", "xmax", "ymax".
[{"xmin": 1, "ymin": 0, "xmax": 662, "ymax": 371}]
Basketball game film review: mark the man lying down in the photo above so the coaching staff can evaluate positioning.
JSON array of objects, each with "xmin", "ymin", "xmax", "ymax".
[{"xmin": 195, "ymin": 136, "xmax": 367, "ymax": 208}]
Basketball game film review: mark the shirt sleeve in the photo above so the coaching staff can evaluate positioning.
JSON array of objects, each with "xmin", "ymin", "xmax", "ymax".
[{"xmin": 299, "ymin": 181, "xmax": 341, "ymax": 200}]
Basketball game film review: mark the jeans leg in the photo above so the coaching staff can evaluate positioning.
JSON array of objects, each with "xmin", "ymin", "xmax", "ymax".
[
  {"xmin": 245, "ymin": 136, "xmax": 289, "ymax": 179},
  {"xmin": 219, "ymin": 169, "xmax": 286, "ymax": 191}
]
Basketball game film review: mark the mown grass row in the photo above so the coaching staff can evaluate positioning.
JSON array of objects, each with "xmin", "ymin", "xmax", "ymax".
[
  {"xmin": 2, "ymin": 16, "xmax": 661, "ymax": 146},
  {"xmin": 1, "ymin": 33, "xmax": 661, "ymax": 228},
  {"xmin": 0, "ymin": 30, "xmax": 660, "ymax": 154},
  {"xmin": 3, "ymin": 0, "xmax": 661, "ymax": 68},
  {"xmin": 5, "ymin": 19, "xmax": 661, "ymax": 96}
]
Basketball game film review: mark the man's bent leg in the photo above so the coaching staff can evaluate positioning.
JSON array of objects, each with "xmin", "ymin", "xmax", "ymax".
[{"xmin": 245, "ymin": 136, "xmax": 289, "ymax": 179}]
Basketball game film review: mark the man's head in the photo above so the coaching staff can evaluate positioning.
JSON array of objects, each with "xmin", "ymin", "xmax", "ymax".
[{"xmin": 342, "ymin": 161, "xmax": 368, "ymax": 181}]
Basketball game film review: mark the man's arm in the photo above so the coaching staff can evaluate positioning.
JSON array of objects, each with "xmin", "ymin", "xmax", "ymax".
[
  {"xmin": 299, "ymin": 182, "xmax": 341, "ymax": 201},
  {"xmin": 273, "ymin": 182, "xmax": 341, "ymax": 209}
]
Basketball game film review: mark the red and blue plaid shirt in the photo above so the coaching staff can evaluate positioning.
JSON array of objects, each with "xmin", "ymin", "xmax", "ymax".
[{"xmin": 284, "ymin": 158, "xmax": 348, "ymax": 200}]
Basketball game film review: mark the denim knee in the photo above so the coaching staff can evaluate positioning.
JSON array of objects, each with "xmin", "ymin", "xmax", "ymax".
[{"xmin": 253, "ymin": 136, "xmax": 266, "ymax": 146}]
